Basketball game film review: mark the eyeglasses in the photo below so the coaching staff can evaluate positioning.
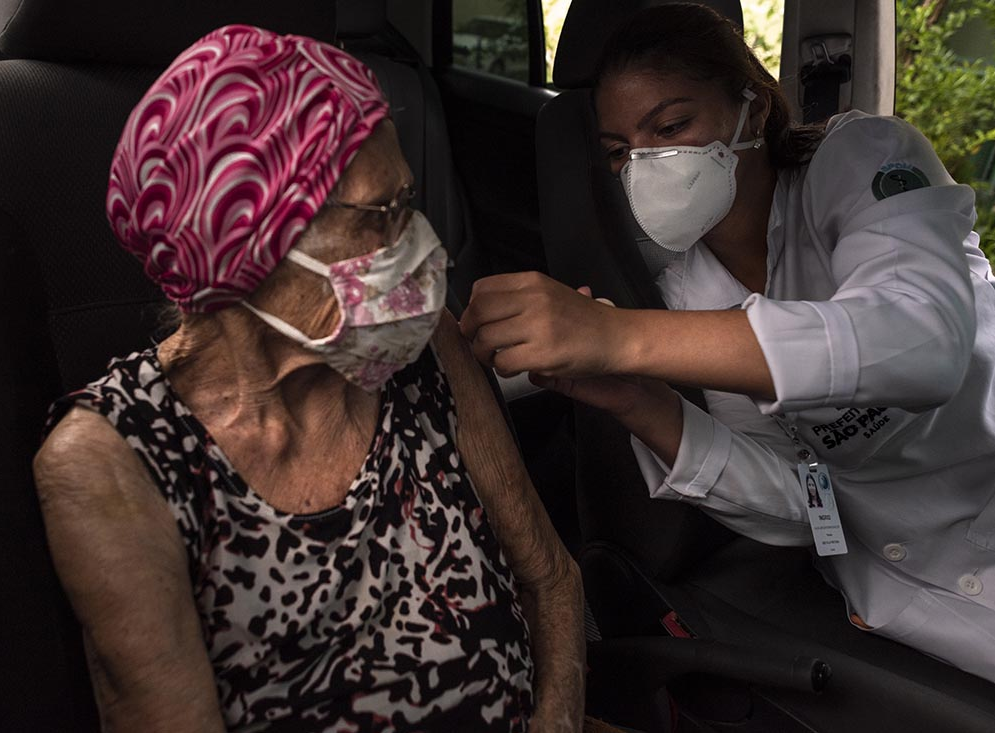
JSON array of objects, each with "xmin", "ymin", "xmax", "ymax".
[{"xmin": 326, "ymin": 184, "xmax": 417, "ymax": 248}]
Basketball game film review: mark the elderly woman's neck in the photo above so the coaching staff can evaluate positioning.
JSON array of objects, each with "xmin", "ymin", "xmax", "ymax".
[
  {"xmin": 156, "ymin": 301, "xmax": 381, "ymax": 514},
  {"xmin": 158, "ymin": 312, "xmax": 368, "ymax": 432}
]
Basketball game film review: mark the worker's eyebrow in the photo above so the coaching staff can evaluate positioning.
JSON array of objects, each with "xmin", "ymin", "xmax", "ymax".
[{"xmin": 598, "ymin": 96, "xmax": 694, "ymax": 141}]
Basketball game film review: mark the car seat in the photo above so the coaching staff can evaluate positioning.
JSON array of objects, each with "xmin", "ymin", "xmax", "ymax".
[
  {"xmin": 0, "ymin": 1, "xmax": 482, "ymax": 729},
  {"xmin": 536, "ymin": 1, "xmax": 995, "ymax": 731},
  {"xmin": 335, "ymin": 0, "xmax": 490, "ymax": 308}
]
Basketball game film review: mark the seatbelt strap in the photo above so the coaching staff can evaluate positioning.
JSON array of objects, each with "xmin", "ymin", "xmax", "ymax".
[{"xmin": 800, "ymin": 35, "xmax": 852, "ymax": 124}]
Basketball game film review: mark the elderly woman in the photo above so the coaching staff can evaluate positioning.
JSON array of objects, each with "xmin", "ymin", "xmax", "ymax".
[{"xmin": 33, "ymin": 25, "xmax": 583, "ymax": 732}]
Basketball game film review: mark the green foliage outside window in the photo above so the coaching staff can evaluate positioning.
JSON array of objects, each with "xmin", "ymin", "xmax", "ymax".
[
  {"xmin": 743, "ymin": 1, "xmax": 784, "ymax": 78},
  {"xmin": 543, "ymin": 0, "xmax": 570, "ymax": 82},
  {"xmin": 895, "ymin": 0, "xmax": 995, "ymax": 260}
]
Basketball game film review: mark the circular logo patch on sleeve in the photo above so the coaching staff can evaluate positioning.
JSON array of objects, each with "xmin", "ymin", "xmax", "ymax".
[{"xmin": 872, "ymin": 163, "xmax": 931, "ymax": 200}]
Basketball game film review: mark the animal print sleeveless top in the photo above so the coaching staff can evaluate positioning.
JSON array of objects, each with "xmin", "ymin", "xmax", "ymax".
[{"xmin": 48, "ymin": 346, "xmax": 534, "ymax": 732}]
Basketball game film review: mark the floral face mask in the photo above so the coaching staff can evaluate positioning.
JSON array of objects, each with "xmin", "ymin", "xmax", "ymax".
[{"xmin": 243, "ymin": 210, "xmax": 447, "ymax": 391}]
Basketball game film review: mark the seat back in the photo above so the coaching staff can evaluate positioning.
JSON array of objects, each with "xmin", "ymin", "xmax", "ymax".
[
  {"xmin": 536, "ymin": 0, "xmax": 742, "ymax": 584},
  {"xmin": 0, "ymin": 2, "xmax": 473, "ymax": 729},
  {"xmin": 0, "ymin": 59, "xmax": 162, "ymax": 733},
  {"xmin": 337, "ymin": 0, "xmax": 487, "ymax": 307}
]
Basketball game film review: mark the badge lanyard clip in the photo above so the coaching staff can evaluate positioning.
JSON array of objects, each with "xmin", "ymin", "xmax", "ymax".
[{"xmin": 782, "ymin": 420, "xmax": 849, "ymax": 556}]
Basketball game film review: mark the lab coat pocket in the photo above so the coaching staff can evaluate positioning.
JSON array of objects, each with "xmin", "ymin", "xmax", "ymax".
[
  {"xmin": 966, "ymin": 490, "xmax": 995, "ymax": 551},
  {"xmin": 866, "ymin": 589, "xmax": 995, "ymax": 678},
  {"xmin": 864, "ymin": 589, "xmax": 937, "ymax": 643}
]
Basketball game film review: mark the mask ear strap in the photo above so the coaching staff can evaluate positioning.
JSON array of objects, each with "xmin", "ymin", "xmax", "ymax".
[
  {"xmin": 730, "ymin": 88, "xmax": 762, "ymax": 150},
  {"xmin": 241, "ymin": 300, "xmax": 320, "ymax": 344},
  {"xmin": 285, "ymin": 248, "xmax": 330, "ymax": 276}
]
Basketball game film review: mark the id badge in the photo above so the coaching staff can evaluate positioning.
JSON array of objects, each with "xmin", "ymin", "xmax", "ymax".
[{"xmin": 797, "ymin": 463, "xmax": 848, "ymax": 556}]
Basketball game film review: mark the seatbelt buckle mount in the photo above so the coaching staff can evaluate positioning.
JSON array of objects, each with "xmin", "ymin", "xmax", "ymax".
[{"xmin": 799, "ymin": 34, "xmax": 853, "ymax": 124}]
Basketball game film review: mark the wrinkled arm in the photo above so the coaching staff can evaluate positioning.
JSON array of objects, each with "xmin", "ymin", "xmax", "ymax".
[
  {"xmin": 433, "ymin": 311, "xmax": 585, "ymax": 733},
  {"xmin": 33, "ymin": 408, "xmax": 224, "ymax": 733}
]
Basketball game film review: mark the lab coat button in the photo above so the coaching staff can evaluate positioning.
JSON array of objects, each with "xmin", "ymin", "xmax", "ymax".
[
  {"xmin": 883, "ymin": 543, "xmax": 906, "ymax": 562},
  {"xmin": 957, "ymin": 574, "xmax": 983, "ymax": 596}
]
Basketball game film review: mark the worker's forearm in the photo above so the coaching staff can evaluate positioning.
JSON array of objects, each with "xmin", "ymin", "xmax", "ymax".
[{"xmin": 612, "ymin": 308, "xmax": 775, "ymax": 400}]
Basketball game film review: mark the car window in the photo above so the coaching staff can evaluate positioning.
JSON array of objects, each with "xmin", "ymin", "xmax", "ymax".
[
  {"xmin": 452, "ymin": 0, "xmax": 532, "ymax": 82},
  {"xmin": 743, "ymin": 0, "xmax": 785, "ymax": 78},
  {"xmin": 894, "ymin": 0, "xmax": 995, "ymax": 262},
  {"xmin": 541, "ymin": 0, "xmax": 569, "ymax": 83}
]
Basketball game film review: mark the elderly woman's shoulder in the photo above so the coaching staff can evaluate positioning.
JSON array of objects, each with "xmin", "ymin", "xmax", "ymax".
[
  {"xmin": 430, "ymin": 307, "xmax": 501, "ymax": 416},
  {"xmin": 430, "ymin": 308, "xmax": 472, "ymax": 384},
  {"xmin": 432, "ymin": 307, "xmax": 464, "ymax": 355},
  {"xmin": 34, "ymin": 407, "xmax": 148, "ymax": 502}
]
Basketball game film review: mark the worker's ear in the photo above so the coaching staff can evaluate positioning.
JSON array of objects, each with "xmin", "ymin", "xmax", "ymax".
[{"xmin": 750, "ymin": 87, "xmax": 772, "ymax": 141}]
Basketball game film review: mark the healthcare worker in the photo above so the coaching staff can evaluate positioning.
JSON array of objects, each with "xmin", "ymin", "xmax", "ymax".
[{"xmin": 460, "ymin": 3, "xmax": 995, "ymax": 682}]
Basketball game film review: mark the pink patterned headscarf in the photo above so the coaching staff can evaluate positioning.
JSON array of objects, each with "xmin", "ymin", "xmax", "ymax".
[{"xmin": 106, "ymin": 25, "xmax": 390, "ymax": 313}]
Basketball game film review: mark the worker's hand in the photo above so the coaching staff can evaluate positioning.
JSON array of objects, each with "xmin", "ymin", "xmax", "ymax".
[{"xmin": 459, "ymin": 272, "xmax": 624, "ymax": 379}]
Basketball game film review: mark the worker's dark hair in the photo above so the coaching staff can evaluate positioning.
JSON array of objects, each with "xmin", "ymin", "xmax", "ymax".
[{"xmin": 593, "ymin": 2, "xmax": 825, "ymax": 168}]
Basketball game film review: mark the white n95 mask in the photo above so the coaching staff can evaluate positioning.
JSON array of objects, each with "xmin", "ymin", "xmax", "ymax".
[
  {"xmin": 622, "ymin": 88, "xmax": 762, "ymax": 252},
  {"xmin": 243, "ymin": 210, "xmax": 447, "ymax": 392}
]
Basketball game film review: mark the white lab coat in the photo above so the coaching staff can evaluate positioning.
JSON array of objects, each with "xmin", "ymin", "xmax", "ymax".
[{"xmin": 631, "ymin": 111, "xmax": 995, "ymax": 682}]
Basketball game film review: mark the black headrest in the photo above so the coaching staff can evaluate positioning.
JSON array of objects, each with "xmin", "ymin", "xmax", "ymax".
[
  {"xmin": 553, "ymin": 0, "xmax": 744, "ymax": 89},
  {"xmin": 336, "ymin": 0, "xmax": 387, "ymax": 39},
  {"xmin": 0, "ymin": 0, "xmax": 336, "ymax": 65}
]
